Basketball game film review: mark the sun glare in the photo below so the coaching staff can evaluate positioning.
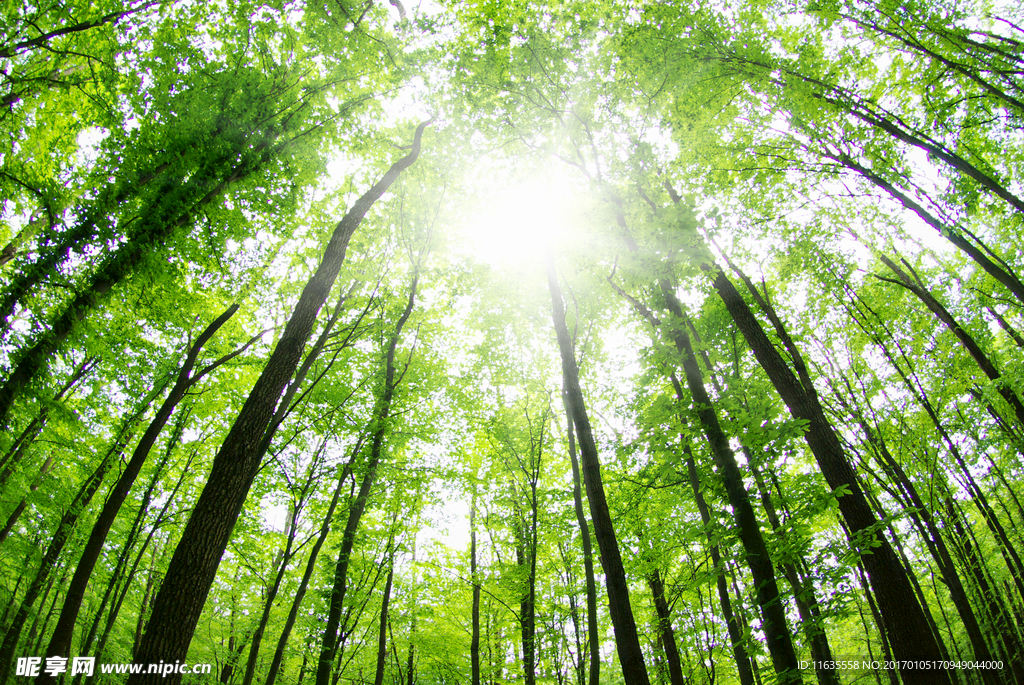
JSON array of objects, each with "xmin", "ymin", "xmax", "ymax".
[{"xmin": 464, "ymin": 171, "xmax": 585, "ymax": 267}]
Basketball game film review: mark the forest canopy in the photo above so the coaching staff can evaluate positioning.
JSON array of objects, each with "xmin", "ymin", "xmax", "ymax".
[{"xmin": 1, "ymin": 0, "xmax": 1023, "ymax": 684}]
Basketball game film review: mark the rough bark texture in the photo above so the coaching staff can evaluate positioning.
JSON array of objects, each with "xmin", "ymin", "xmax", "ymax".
[
  {"xmin": 546, "ymin": 252, "xmax": 651, "ymax": 685},
  {"xmin": 128, "ymin": 122, "xmax": 428, "ymax": 685}
]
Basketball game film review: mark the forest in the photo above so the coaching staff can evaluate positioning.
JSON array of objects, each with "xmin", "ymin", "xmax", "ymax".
[{"xmin": 1, "ymin": 0, "xmax": 1023, "ymax": 683}]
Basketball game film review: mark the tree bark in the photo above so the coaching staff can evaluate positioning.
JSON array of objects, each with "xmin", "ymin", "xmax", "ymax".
[
  {"xmin": 0, "ymin": 397, "xmax": 149, "ymax": 681},
  {"xmin": 647, "ymin": 569, "xmax": 685, "ymax": 685},
  {"xmin": 703, "ymin": 262, "xmax": 950, "ymax": 684},
  {"xmin": 874, "ymin": 253, "xmax": 1024, "ymax": 427},
  {"xmin": 471, "ymin": 493, "xmax": 482, "ymax": 685},
  {"xmin": 657, "ymin": 282, "xmax": 800, "ymax": 684},
  {"xmin": 264, "ymin": 437, "xmax": 367, "ymax": 685},
  {"xmin": 374, "ymin": 559, "xmax": 395, "ymax": 685},
  {"xmin": 128, "ymin": 122, "xmax": 428, "ymax": 685}
]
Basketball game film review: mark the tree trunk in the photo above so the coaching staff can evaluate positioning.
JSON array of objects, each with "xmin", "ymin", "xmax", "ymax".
[
  {"xmin": 128, "ymin": 122, "xmax": 428, "ymax": 685},
  {"xmin": 374, "ymin": 559, "xmax": 395, "ymax": 685},
  {"xmin": 40, "ymin": 305, "xmax": 240, "ymax": 676},
  {"xmin": 748, "ymin": 461, "xmax": 839, "ymax": 685},
  {"xmin": 0, "ymin": 454, "xmax": 53, "ymax": 544},
  {"xmin": 607, "ymin": 270, "xmax": 799, "ymax": 683},
  {"xmin": 657, "ymin": 282, "xmax": 800, "ymax": 684},
  {"xmin": 546, "ymin": 251, "xmax": 651, "ymax": 685},
  {"xmin": 0, "ymin": 392, "xmax": 152, "ymax": 681},
  {"xmin": 264, "ymin": 437, "xmax": 366, "ymax": 685},
  {"xmin": 647, "ymin": 569, "xmax": 684, "ymax": 685},
  {"xmin": 316, "ymin": 273, "xmax": 420, "ymax": 685},
  {"xmin": 240, "ymin": 498, "xmax": 302, "ymax": 685},
  {"xmin": 471, "ymin": 494, "xmax": 482, "ymax": 685},
  {"xmin": 562, "ymin": 392, "xmax": 600, "ymax": 685},
  {"xmin": 0, "ymin": 142, "xmax": 274, "ymax": 430},
  {"xmin": 683, "ymin": 439, "xmax": 756, "ymax": 685},
  {"xmin": 834, "ymin": 382, "xmax": 1000, "ymax": 681},
  {"xmin": 0, "ymin": 355, "xmax": 96, "ymax": 490},
  {"xmin": 703, "ymin": 261, "xmax": 950, "ymax": 684},
  {"xmin": 874, "ymin": 253, "xmax": 1024, "ymax": 427}
]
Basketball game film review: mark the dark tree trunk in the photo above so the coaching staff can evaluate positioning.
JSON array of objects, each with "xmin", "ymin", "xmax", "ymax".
[
  {"xmin": 374, "ymin": 560, "xmax": 395, "ymax": 685},
  {"xmin": 128, "ymin": 122, "xmax": 428, "ymax": 685},
  {"xmin": 562, "ymin": 392, "xmax": 600, "ymax": 685},
  {"xmin": 647, "ymin": 569, "xmax": 685, "ymax": 685},
  {"xmin": 471, "ymin": 495, "xmax": 482, "ymax": 685},
  {"xmin": 240, "ymin": 499, "xmax": 302, "ymax": 685},
  {"xmin": 683, "ymin": 440, "xmax": 756, "ymax": 685},
  {"xmin": 656, "ymin": 282, "xmax": 800, "ymax": 684},
  {"xmin": 607, "ymin": 270, "xmax": 798, "ymax": 684},
  {"xmin": 0, "ymin": 454, "xmax": 53, "ymax": 544},
  {"xmin": 825, "ymin": 151, "xmax": 1024, "ymax": 306},
  {"xmin": 874, "ymin": 253, "xmax": 1024, "ymax": 426},
  {"xmin": 0, "ymin": 355, "xmax": 96, "ymax": 490},
  {"xmin": 76, "ymin": 441, "xmax": 185, "ymax": 680},
  {"xmin": 835, "ymin": 386, "xmax": 1000, "ymax": 681},
  {"xmin": 703, "ymin": 261, "xmax": 950, "ymax": 684},
  {"xmin": 546, "ymin": 251, "xmax": 651, "ymax": 685},
  {"xmin": 748, "ymin": 461, "xmax": 838, "ymax": 685},
  {"xmin": 264, "ymin": 437, "xmax": 366, "ymax": 685},
  {"xmin": 40, "ymin": 305, "xmax": 240, "ymax": 676},
  {"xmin": 0, "ymin": 393, "xmax": 151, "ymax": 680},
  {"xmin": 316, "ymin": 273, "xmax": 420, "ymax": 685},
  {"xmin": 0, "ymin": 141, "xmax": 276, "ymax": 430}
]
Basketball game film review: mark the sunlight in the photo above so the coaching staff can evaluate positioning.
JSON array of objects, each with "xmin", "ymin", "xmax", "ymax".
[{"xmin": 464, "ymin": 171, "xmax": 584, "ymax": 267}]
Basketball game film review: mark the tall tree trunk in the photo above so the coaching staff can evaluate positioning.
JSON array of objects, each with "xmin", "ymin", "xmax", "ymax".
[
  {"xmin": 374, "ymin": 557, "xmax": 395, "ymax": 685},
  {"xmin": 0, "ymin": 389, "xmax": 154, "ymax": 680},
  {"xmin": 607, "ymin": 271, "xmax": 799, "ymax": 683},
  {"xmin": 874, "ymin": 253, "xmax": 1024, "ymax": 426},
  {"xmin": 40, "ymin": 305, "xmax": 241, "ymax": 677},
  {"xmin": 682, "ymin": 438, "xmax": 756, "ymax": 685},
  {"xmin": 747, "ymin": 460, "xmax": 839, "ymax": 685},
  {"xmin": 316, "ymin": 273, "xmax": 421, "ymax": 685},
  {"xmin": 834, "ymin": 382, "xmax": 1001, "ymax": 681},
  {"xmin": 701, "ymin": 257, "xmax": 950, "ymax": 685},
  {"xmin": 546, "ymin": 251, "xmax": 651, "ymax": 685},
  {"xmin": 128, "ymin": 121, "xmax": 428, "ymax": 685},
  {"xmin": 821, "ymin": 148, "xmax": 1024, "ymax": 306},
  {"xmin": 0, "ymin": 139, "xmax": 276, "ymax": 431},
  {"xmin": 656, "ymin": 283, "xmax": 800, "ymax": 684},
  {"xmin": 240, "ymin": 499, "xmax": 302, "ymax": 685},
  {"xmin": 0, "ymin": 454, "xmax": 53, "ymax": 544},
  {"xmin": 647, "ymin": 569, "xmax": 684, "ymax": 685},
  {"xmin": 562, "ymin": 392, "xmax": 600, "ymax": 685},
  {"xmin": 76, "ymin": 441, "xmax": 186, "ymax": 679},
  {"xmin": 471, "ymin": 491, "xmax": 482, "ymax": 685},
  {"xmin": 264, "ymin": 436, "xmax": 366, "ymax": 685}
]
